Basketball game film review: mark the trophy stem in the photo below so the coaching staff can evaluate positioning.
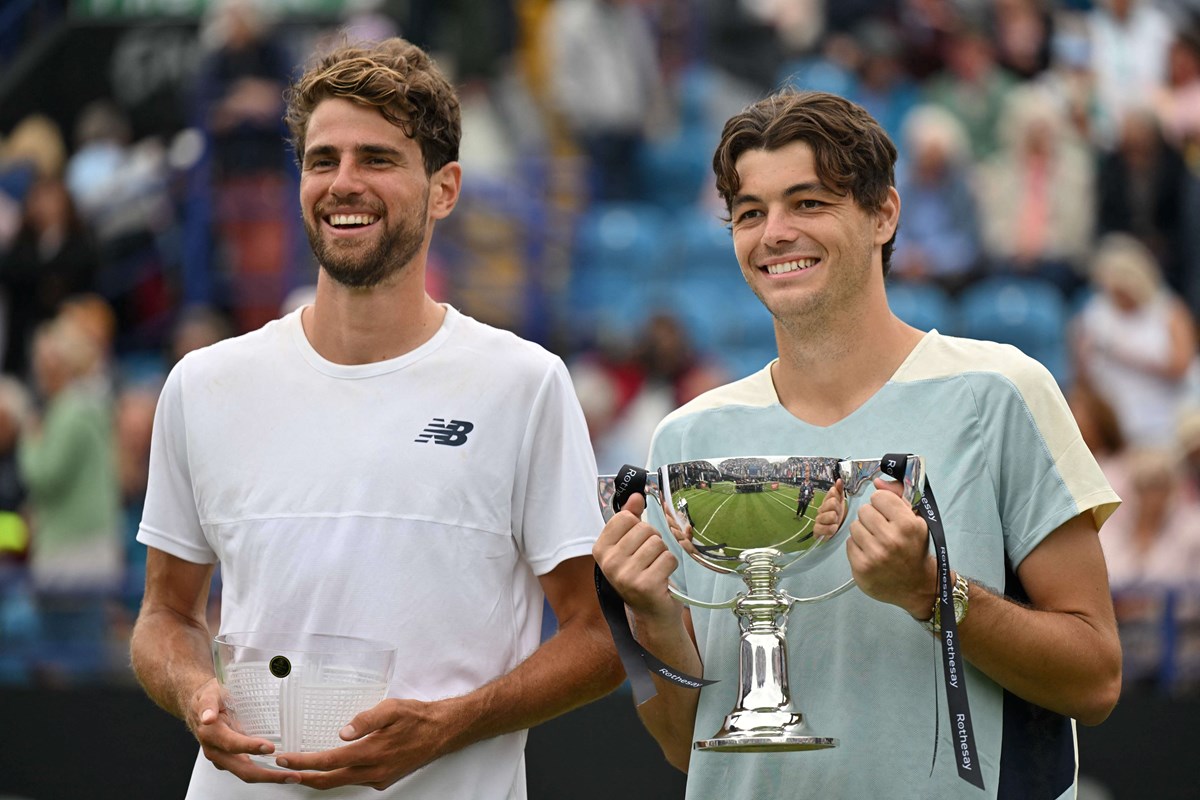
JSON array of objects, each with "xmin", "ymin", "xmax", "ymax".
[{"xmin": 694, "ymin": 550, "xmax": 838, "ymax": 752}]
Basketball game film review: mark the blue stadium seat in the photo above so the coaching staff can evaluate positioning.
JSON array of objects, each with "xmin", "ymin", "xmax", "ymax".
[
  {"xmin": 572, "ymin": 202, "xmax": 673, "ymax": 275},
  {"xmin": 566, "ymin": 202, "xmax": 675, "ymax": 344},
  {"xmin": 887, "ymin": 280, "xmax": 958, "ymax": 334},
  {"xmin": 958, "ymin": 276, "xmax": 1072, "ymax": 386},
  {"xmin": 637, "ymin": 129, "xmax": 717, "ymax": 211},
  {"xmin": 672, "ymin": 276, "xmax": 774, "ymax": 355},
  {"xmin": 672, "ymin": 207, "xmax": 735, "ymax": 277}
]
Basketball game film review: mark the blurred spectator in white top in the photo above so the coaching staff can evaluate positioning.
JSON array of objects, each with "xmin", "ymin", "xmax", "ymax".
[
  {"xmin": 892, "ymin": 103, "xmax": 982, "ymax": 294},
  {"xmin": 1087, "ymin": 0, "xmax": 1176, "ymax": 150},
  {"xmin": 1073, "ymin": 233, "xmax": 1200, "ymax": 449}
]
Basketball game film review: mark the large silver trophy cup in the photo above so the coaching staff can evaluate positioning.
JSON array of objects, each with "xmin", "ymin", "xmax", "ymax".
[{"xmin": 598, "ymin": 455, "xmax": 925, "ymax": 753}]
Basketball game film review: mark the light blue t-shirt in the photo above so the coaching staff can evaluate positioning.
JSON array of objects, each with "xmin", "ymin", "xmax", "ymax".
[{"xmin": 646, "ymin": 331, "xmax": 1120, "ymax": 800}]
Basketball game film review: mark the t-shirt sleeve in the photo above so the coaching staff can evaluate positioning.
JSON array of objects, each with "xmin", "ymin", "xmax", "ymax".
[
  {"xmin": 136, "ymin": 361, "xmax": 216, "ymax": 564},
  {"xmin": 977, "ymin": 358, "xmax": 1121, "ymax": 568},
  {"xmin": 511, "ymin": 357, "xmax": 604, "ymax": 575}
]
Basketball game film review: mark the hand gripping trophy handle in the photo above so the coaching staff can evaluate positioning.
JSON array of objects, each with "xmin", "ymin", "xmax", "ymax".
[{"xmin": 597, "ymin": 455, "xmax": 926, "ymax": 753}]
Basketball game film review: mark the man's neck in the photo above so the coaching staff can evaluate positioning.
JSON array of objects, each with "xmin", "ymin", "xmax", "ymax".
[
  {"xmin": 301, "ymin": 272, "xmax": 447, "ymax": 365},
  {"xmin": 771, "ymin": 306, "xmax": 925, "ymax": 428}
]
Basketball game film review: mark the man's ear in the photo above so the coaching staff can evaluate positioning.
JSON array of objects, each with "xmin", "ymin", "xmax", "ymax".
[
  {"xmin": 874, "ymin": 185, "xmax": 901, "ymax": 246},
  {"xmin": 428, "ymin": 162, "xmax": 462, "ymax": 220}
]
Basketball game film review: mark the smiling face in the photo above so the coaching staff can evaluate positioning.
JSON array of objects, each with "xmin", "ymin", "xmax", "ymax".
[
  {"xmin": 730, "ymin": 141, "xmax": 898, "ymax": 328},
  {"xmin": 299, "ymin": 97, "xmax": 458, "ymax": 289}
]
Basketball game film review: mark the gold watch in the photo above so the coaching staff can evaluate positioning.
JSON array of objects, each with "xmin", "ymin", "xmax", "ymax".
[{"xmin": 920, "ymin": 573, "xmax": 969, "ymax": 634}]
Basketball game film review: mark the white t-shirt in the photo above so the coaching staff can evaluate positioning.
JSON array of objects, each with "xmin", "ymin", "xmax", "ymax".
[{"xmin": 138, "ymin": 305, "xmax": 604, "ymax": 799}]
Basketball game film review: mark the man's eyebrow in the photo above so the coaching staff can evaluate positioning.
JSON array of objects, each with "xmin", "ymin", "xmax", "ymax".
[
  {"xmin": 302, "ymin": 144, "xmax": 405, "ymax": 161},
  {"xmin": 783, "ymin": 181, "xmax": 834, "ymax": 197},
  {"xmin": 303, "ymin": 144, "xmax": 337, "ymax": 162},
  {"xmin": 731, "ymin": 182, "xmax": 836, "ymax": 208}
]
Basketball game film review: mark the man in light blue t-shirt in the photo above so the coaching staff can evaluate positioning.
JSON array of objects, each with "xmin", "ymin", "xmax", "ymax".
[{"xmin": 594, "ymin": 90, "xmax": 1122, "ymax": 799}]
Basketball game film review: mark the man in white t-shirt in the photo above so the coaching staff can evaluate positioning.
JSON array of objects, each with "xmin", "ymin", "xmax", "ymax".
[{"xmin": 130, "ymin": 38, "xmax": 622, "ymax": 799}]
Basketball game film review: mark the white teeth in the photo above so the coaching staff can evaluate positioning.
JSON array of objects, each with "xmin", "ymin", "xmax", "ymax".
[
  {"xmin": 765, "ymin": 258, "xmax": 818, "ymax": 275},
  {"xmin": 328, "ymin": 214, "xmax": 378, "ymax": 227}
]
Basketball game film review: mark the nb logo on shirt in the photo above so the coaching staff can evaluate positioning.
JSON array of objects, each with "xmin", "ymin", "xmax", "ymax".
[{"xmin": 415, "ymin": 418, "xmax": 475, "ymax": 446}]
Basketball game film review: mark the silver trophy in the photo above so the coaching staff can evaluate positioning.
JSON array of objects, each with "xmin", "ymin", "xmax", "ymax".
[{"xmin": 598, "ymin": 455, "xmax": 925, "ymax": 753}]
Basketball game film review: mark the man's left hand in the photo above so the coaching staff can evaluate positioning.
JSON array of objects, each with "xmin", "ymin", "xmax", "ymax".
[
  {"xmin": 275, "ymin": 697, "xmax": 451, "ymax": 790},
  {"xmin": 846, "ymin": 477, "xmax": 936, "ymax": 619}
]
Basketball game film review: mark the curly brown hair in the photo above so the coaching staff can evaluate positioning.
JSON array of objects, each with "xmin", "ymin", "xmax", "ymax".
[
  {"xmin": 284, "ymin": 38, "xmax": 460, "ymax": 176},
  {"xmin": 713, "ymin": 90, "xmax": 899, "ymax": 274}
]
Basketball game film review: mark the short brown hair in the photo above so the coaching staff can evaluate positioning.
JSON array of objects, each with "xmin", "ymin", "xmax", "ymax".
[
  {"xmin": 713, "ymin": 90, "xmax": 899, "ymax": 274},
  {"xmin": 284, "ymin": 38, "xmax": 460, "ymax": 175}
]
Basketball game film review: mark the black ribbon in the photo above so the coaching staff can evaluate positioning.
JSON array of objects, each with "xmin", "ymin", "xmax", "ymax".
[
  {"xmin": 595, "ymin": 464, "xmax": 716, "ymax": 705},
  {"xmin": 880, "ymin": 454, "xmax": 984, "ymax": 791}
]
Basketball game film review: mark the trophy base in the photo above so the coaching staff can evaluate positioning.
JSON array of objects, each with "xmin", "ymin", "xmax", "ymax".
[{"xmin": 694, "ymin": 733, "xmax": 838, "ymax": 752}]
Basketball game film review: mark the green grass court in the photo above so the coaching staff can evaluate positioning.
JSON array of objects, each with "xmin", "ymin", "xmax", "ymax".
[{"xmin": 674, "ymin": 483, "xmax": 829, "ymax": 554}]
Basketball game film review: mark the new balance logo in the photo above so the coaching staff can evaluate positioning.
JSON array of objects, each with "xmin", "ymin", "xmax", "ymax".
[{"xmin": 415, "ymin": 418, "xmax": 475, "ymax": 446}]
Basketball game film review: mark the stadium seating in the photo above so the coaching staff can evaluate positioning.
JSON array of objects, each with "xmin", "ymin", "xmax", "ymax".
[
  {"xmin": 886, "ymin": 280, "xmax": 959, "ymax": 334},
  {"xmin": 958, "ymin": 276, "xmax": 1072, "ymax": 387}
]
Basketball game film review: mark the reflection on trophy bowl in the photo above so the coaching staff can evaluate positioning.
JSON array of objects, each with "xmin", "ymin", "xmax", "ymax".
[
  {"xmin": 660, "ymin": 456, "xmax": 853, "ymax": 577},
  {"xmin": 598, "ymin": 454, "xmax": 925, "ymax": 753}
]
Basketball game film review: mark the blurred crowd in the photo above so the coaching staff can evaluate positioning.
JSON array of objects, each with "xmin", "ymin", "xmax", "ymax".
[{"xmin": 1, "ymin": 0, "xmax": 1199, "ymax": 693}]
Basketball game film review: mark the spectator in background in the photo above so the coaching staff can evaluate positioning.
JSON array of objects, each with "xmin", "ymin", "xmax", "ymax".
[
  {"xmin": 1154, "ymin": 19, "xmax": 1200, "ymax": 149},
  {"xmin": 545, "ymin": 0, "xmax": 666, "ymax": 201},
  {"xmin": 1038, "ymin": 18, "xmax": 1101, "ymax": 143},
  {"xmin": 891, "ymin": 103, "xmax": 982, "ymax": 294},
  {"xmin": 64, "ymin": 99, "xmax": 175, "ymax": 353},
  {"xmin": 1087, "ymin": 0, "xmax": 1175, "ymax": 150},
  {"xmin": 190, "ymin": 0, "xmax": 298, "ymax": 333},
  {"xmin": 1154, "ymin": 21, "xmax": 1200, "ymax": 319},
  {"xmin": 990, "ymin": 0, "xmax": 1053, "ymax": 80},
  {"xmin": 1098, "ymin": 445, "xmax": 1200, "ymax": 690},
  {"xmin": 1099, "ymin": 447, "xmax": 1200, "ymax": 593},
  {"xmin": 0, "ymin": 177, "xmax": 98, "ymax": 377},
  {"xmin": 923, "ymin": 21, "xmax": 1017, "ymax": 159},
  {"xmin": 1073, "ymin": 233, "xmax": 1199, "ymax": 449},
  {"xmin": 845, "ymin": 18, "xmax": 921, "ymax": 143},
  {"xmin": 19, "ymin": 315, "xmax": 121, "ymax": 591},
  {"xmin": 1097, "ymin": 107, "xmax": 1188, "ymax": 295},
  {"xmin": 976, "ymin": 84, "xmax": 1095, "ymax": 297},
  {"xmin": 0, "ymin": 114, "xmax": 68, "ymax": 259},
  {"xmin": 18, "ymin": 315, "xmax": 122, "ymax": 679},
  {"xmin": 570, "ymin": 311, "xmax": 725, "ymax": 473}
]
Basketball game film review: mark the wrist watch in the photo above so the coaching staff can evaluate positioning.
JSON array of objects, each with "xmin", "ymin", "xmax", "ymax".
[{"xmin": 920, "ymin": 573, "xmax": 969, "ymax": 634}]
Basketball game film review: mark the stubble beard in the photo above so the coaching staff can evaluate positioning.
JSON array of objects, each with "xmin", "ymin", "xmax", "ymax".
[{"xmin": 305, "ymin": 195, "xmax": 429, "ymax": 290}]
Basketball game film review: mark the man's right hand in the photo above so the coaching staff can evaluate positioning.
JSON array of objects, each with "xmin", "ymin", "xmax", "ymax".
[
  {"xmin": 592, "ymin": 493, "xmax": 680, "ymax": 621},
  {"xmin": 189, "ymin": 676, "xmax": 303, "ymax": 785}
]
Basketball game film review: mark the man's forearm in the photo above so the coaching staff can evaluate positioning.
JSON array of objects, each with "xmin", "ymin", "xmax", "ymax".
[
  {"xmin": 957, "ymin": 582, "xmax": 1121, "ymax": 724},
  {"xmin": 130, "ymin": 608, "xmax": 216, "ymax": 725},
  {"xmin": 628, "ymin": 608, "xmax": 702, "ymax": 772}
]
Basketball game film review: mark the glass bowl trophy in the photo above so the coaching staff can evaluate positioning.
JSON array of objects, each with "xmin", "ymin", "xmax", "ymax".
[
  {"xmin": 213, "ymin": 631, "xmax": 396, "ymax": 767},
  {"xmin": 597, "ymin": 455, "xmax": 926, "ymax": 753}
]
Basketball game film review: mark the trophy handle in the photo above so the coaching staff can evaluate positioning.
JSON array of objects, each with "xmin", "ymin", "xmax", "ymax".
[
  {"xmin": 785, "ymin": 578, "xmax": 855, "ymax": 606},
  {"xmin": 780, "ymin": 457, "xmax": 926, "ymax": 605},
  {"xmin": 668, "ymin": 582, "xmax": 739, "ymax": 610}
]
